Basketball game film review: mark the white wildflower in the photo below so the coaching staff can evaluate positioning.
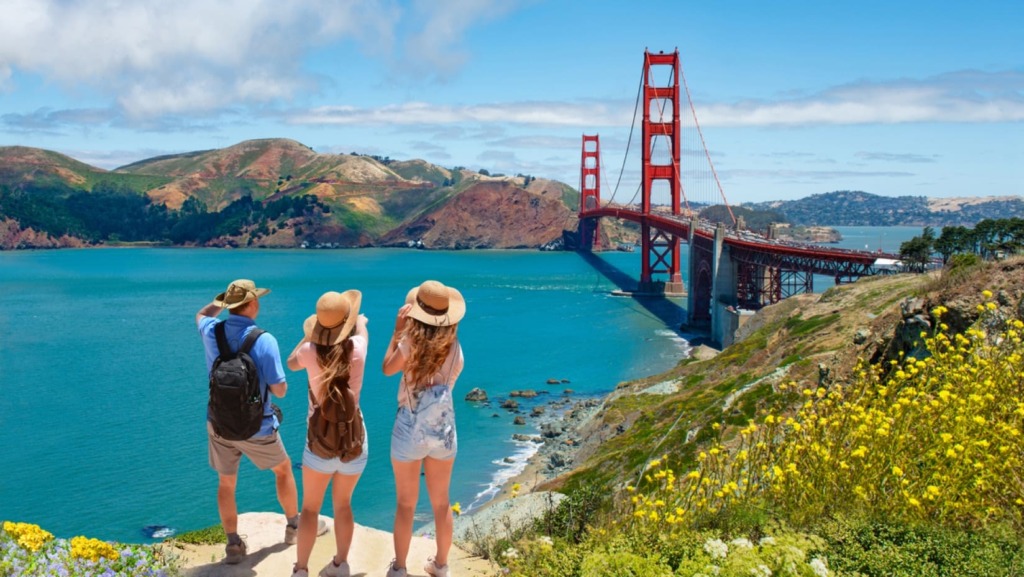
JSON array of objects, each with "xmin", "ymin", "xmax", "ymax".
[
  {"xmin": 537, "ymin": 535, "xmax": 553, "ymax": 546},
  {"xmin": 703, "ymin": 538, "xmax": 729, "ymax": 559},
  {"xmin": 809, "ymin": 557, "xmax": 829, "ymax": 577},
  {"xmin": 501, "ymin": 547, "xmax": 519, "ymax": 559},
  {"xmin": 750, "ymin": 565, "xmax": 772, "ymax": 577},
  {"xmin": 759, "ymin": 536, "xmax": 776, "ymax": 546},
  {"xmin": 730, "ymin": 537, "xmax": 754, "ymax": 549}
]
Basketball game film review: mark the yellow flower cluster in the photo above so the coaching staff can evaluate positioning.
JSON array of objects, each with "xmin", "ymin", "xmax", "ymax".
[
  {"xmin": 2, "ymin": 521, "xmax": 54, "ymax": 552},
  {"xmin": 70, "ymin": 535, "xmax": 120, "ymax": 562},
  {"xmin": 626, "ymin": 292, "xmax": 1024, "ymax": 531}
]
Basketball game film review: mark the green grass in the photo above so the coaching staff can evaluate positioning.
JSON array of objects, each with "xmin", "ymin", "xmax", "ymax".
[
  {"xmin": 784, "ymin": 313, "xmax": 840, "ymax": 336},
  {"xmin": 168, "ymin": 524, "xmax": 225, "ymax": 545}
]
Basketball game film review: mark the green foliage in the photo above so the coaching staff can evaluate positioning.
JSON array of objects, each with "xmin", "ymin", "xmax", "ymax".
[
  {"xmin": 1, "ymin": 183, "xmax": 326, "ymax": 246},
  {"xmin": 784, "ymin": 313, "xmax": 840, "ymax": 336},
  {"xmin": 533, "ymin": 484, "xmax": 608, "ymax": 544},
  {"xmin": 169, "ymin": 524, "xmax": 225, "ymax": 545},
  {"xmin": 899, "ymin": 226, "xmax": 936, "ymax": 272},
  {"xmin": 814, "ymin": 516, "xmax": 1024, "ymax": 577},
  {"xmin": 580, "ymin": 551, "xmax": 672, "ymax": 577}
]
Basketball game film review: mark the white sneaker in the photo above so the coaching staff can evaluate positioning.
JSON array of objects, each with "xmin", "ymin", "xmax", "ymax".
[
  {"xmin": 319, "ymin": 559, "xmax": 350, "ymax": 577},
  {"xmin": 285, "ymin": 516, "xmax": 329, "ymax": 545},
  {"xmin": 424, "ymin": 556, "xmax": 450, "ymax": 577},
  {"xmin": 385, "ymin": 559, "xmax": 407, "ymax": 577},
  {"xmin": 293, "ymin": 569, "xmax": 309, "ymax": 577}
]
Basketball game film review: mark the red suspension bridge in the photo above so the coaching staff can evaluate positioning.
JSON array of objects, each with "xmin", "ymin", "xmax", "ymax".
[{"xmin": 577, "ymin": 50, "xmax": 901, "ymax": 346}]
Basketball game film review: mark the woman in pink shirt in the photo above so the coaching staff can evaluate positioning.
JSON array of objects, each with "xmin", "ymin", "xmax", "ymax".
[{"xmin": 287, "ymin": 290, "xmax": 368, "ymax": 577}]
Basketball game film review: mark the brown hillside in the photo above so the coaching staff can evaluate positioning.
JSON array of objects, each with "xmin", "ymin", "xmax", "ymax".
[
  {"xmin": 0, "ymin": 146, "xmax": 105, "ymax": 187},
  {"xmin": 380, "ymin": 181, "xmax": 573, "ymax": 249}
]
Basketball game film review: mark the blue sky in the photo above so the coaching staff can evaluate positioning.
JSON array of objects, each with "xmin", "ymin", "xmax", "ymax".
[{"xmin": 0, "ymin": 0, "xmax": 1021, "ymax": 203}]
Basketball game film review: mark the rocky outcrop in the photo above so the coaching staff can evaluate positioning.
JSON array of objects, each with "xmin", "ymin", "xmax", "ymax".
[{"xmin": 0, "ymin": 218, "xmax": 86, "ymax": 249}]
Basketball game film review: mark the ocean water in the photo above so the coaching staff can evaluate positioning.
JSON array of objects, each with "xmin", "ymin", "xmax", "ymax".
[{"xmin": 0, "ymin": 248, "xmax": 692, "ymax": 543}]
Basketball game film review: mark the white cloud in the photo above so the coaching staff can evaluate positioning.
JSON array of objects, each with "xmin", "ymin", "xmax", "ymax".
[
  {"xmin": 288, "ymin": 100, "xmax": 630, "ymax": 126},
  {"xmin": 285, "ymin": 70, "xmax": 1024, "ymax": 131},
  {"xmin": 0, "ymin": 0, "xmax": 401, "ymax": 117},
  {"xmin": 698, "ymin": 71, "xmax": 1024, "ymax": 126}
]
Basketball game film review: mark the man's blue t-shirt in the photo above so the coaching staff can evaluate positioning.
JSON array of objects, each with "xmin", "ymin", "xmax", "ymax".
[{"xmin": 199, "ymin": 315, "xmax": 286, "ymax": 437}]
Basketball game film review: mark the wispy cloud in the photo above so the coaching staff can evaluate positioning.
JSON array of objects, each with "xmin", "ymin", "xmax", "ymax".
[
  {"xmin": 286, "ymin": 100, "xmax": 630, "ymax": 127},
  {"xmin": 284, "ymin": 70, "xmax": 1024, "ymax": 131},
  {"xmin": 699, "ymin": 70, "xmax": 1024, "ymax": 126},
  {"xmin": 855, "ymin": 151, "xmax": 939, "ymax": 163}
]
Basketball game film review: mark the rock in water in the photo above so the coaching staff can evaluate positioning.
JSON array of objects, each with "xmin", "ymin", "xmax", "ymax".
[{"xmin": 464, "ymin": 387, "xmax": 488, "ymax": 402}]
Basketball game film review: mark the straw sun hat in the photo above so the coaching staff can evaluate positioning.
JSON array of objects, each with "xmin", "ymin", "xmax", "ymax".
[
  {"xmin": 213, "ymin": 279, "xmax": 270, "ymax": 310},
  {"xmin": 303, "ymin": 290, "xmax": 362, "ymax": 346},
  {"xmin": 407, "ymin": 280, "xmax": 465, "ymax": 326}
]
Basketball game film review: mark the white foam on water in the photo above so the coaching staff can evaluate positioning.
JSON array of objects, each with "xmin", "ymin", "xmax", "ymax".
[{"xmin": 465, "ymin": 436, "xmax": 542, "ymax": 514}]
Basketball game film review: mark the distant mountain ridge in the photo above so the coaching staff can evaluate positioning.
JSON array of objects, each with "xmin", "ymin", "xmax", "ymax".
[
  {"xmin": 0, "ymin": 139, "xmax": 578, "ymax": 249},
  {"xmin": 746, "ymin": 190, "xmax": 1024, "ymax": 227},
  {"xmin": 2, "ymin": 142, "xmax": 1020, "ymax": 250}
]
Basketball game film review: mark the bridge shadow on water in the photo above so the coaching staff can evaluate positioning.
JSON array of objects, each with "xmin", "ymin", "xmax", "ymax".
[{"xmin": 576, "ymin": 250, "xmax": 699, "ymax": 341}]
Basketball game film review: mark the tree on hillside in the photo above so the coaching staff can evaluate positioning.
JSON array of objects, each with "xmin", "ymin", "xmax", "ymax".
[{"xmin": 900, "ymin": 226, "xmax": 935, "ymax": 272}]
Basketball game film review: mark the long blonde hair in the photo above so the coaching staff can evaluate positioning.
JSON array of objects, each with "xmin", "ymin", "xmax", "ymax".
[
  {"xmin": 402, "ymin": 319, "xmax": 458, "ymax": 390},
  {"xmin": 315, "ymin": 339, "xmax": 354, "ymax": 405}
]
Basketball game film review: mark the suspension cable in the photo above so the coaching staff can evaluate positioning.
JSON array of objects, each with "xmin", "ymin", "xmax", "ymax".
[
  {"xmin": 679, "ymin": 55, "xmax": 735, "ymax": 226},
  {"xmin": 605, "ymin": 60, "xmax": 646, "ymax": 208}
]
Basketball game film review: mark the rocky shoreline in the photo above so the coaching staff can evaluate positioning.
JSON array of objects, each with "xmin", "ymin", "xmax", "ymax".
[{"xmin": 416, "ymin": 388, "xmax": 606, "ymax": 546}]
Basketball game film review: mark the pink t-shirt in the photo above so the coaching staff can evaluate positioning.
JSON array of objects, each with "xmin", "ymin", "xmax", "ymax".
[
  {"xmin": 396, "ymin": 338, "xmax": 464, "ymax": 408},
  {"xmin": 296, "ymin": 334, "xmax": 367, "ymax": 419}
]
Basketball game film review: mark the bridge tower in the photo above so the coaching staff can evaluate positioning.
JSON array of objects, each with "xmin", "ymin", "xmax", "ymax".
[
  {"xmin": 578, "ymin": 134, "xmax": 601, "ymax": 250},
  {"xmin": 639, "ymin": 50, "xmax": 684, "ymax": 295}
]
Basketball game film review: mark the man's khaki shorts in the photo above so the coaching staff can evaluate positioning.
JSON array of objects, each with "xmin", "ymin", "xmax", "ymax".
[{"xmin": 207, "ymin": 421, "xmax": 289, "ymax": 475}]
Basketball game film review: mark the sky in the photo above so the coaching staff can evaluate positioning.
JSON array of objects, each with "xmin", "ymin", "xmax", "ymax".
[{"xmin": 0, "ymin": 0, "xmax": 1021, "ymax": 204}]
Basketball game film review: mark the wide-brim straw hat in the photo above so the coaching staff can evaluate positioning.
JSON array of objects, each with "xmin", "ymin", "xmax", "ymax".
[
  {"xmin": 407, "ymin": 280, "xmax": 465, "ymax": 326},
  {"xmin": 213, "ymin": 279, "xmax": 270, "ymax": 310},
  {"xmin": 303, "ymin": 290, "xmax": 362, "ymax": 346}
]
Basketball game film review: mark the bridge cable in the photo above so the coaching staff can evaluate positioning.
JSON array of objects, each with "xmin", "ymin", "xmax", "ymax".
[
  {"xmin": 679, "ymin": 56, "xmax": 735, "ymax": 226},
  {"xmin": 604, "ymin": 59, "xmax": 646, "ymax": 208}
]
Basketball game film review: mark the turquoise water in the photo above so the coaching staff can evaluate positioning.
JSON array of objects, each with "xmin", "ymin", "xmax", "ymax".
[{"xmin": 0, "ymin": 248, "xmax": 692, "ymax": 543}]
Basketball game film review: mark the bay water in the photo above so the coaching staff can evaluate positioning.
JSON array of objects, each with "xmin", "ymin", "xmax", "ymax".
[{"xmin": 0, "ymin": 248, "xmax": 692, "ymax": 543}]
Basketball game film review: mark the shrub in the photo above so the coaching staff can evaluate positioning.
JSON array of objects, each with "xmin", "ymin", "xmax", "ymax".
[{"xmin": 814, "ymin": 515, "xmax": 1024, "ymax": 577}]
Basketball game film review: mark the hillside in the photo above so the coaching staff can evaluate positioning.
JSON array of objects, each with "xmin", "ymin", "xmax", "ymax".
[
  {"xmin": 547, "ymin": 257, "xmax": 1024, "ymax": 500},
  {"xmin": 747, "ymin": 190, "xmax": 1024, "ymax": 226},
  {"xmin": 0, "ymin": 140, "xmax": 575, "ymax": 250}
]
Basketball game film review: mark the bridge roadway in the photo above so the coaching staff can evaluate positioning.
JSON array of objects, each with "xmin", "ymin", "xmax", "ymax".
[{"xmin": 580, "ymin": 207, "xmax": 901, "ymax": 279}]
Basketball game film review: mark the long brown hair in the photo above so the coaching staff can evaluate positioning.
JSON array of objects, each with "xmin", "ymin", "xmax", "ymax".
[
  {"xmin": 315, "ymin": 338, "xmax": 354, "ymax": 405},
  {"xmin": 402, "ymin": 319, "xmax": 458, "ymax": 390}
]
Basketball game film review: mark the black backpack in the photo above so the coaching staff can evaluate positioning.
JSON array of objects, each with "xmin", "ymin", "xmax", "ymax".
[{"xmin": 208, "ymin": 322, "xmax": 267, "ymax": 441}]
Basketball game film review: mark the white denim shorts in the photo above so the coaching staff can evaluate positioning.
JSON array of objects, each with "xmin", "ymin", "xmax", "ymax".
[
  {"xmin": 302, "ymin": 420, "xmax": 368, "ymax": 475},
  {"xmin": 390, "ymin": 384, "xmax": 457, "ymax": 462}
]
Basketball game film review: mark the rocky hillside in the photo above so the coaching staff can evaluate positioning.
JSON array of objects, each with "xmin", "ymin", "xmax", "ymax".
[
  {"xmin": 747, "ymin": 190, "xmax": 1024, "ymax": 227},
  {"xmin": 0, "ymin": 139, "xmax": 577, "ymax": 249},
  {"xmin": 545, "ymin": 256, "xmax": 1024, "ymax": 496}
]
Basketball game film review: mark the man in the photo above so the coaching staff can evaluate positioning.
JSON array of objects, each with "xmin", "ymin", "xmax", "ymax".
[{"xmin": 196, "ymin": 278, "xmax": 299, "ymax": 564}]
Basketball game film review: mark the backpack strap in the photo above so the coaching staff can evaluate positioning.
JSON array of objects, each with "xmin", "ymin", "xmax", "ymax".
[
  {"xmin": 239, "ymin": 328, "xmax": 269, "ymax": 408},
  {"xmin": 213, "ymin": 321, "xmax": 231, "ymax": 357},
  {"xmin": 239, "ymin": 328, "xmax": 265, "ymax": 354}
]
